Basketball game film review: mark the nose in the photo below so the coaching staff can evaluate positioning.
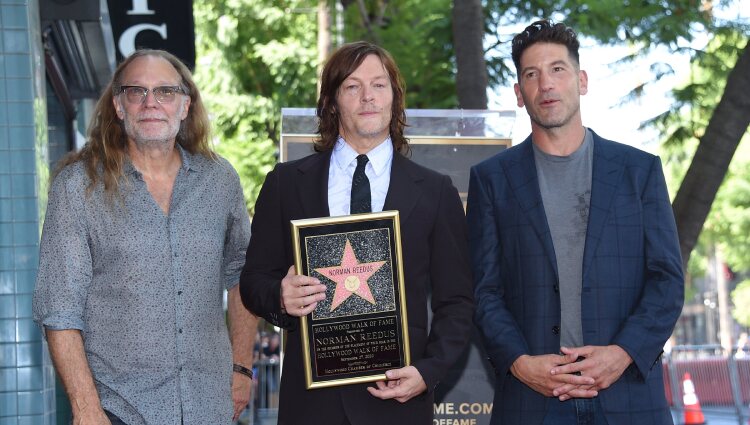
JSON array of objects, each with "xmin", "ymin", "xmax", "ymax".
[
  {"xmin": 360, "ymin": 85, "xmax": 374, "ymax": 102},
  {"xmin": 539, "ymin": 71, "xmax": 553, "ymax": 91},
  {"xmin": 142, "ymin": 89, "xmax": 159, "ymax": 107}
]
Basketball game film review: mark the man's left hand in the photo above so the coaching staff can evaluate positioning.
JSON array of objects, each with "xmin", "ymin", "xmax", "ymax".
[
  {"xmin": 550, "ymin": 345, "xmax": 632, "ymax": 401},
  {"xmin": 231, "ymin": 373, "xmax": 253, "ymax": 421},
  {"xmin": 367, "ymin": 366, "xmax": 427, "ymax": 403}
]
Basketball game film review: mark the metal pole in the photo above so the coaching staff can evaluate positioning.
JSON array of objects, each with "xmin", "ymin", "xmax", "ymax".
[
  {"xmin": 666, "ymin": 353, "xmax": 684, "ymax": 415},
  {"xmin": 726, "ymin": 354, "xmax": 745, "ymax": 425}
]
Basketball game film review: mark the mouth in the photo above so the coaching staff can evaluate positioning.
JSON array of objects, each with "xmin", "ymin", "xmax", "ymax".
[
  {"xmin": 138, "ymin": 117, "xmax": 167, "ymax": 123},
  {"xmin": 540, "ymin": 98, "xmax": 559, "ymax": 107}
]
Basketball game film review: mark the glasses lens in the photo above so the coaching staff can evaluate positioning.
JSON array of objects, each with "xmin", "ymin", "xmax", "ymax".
[
  {"xmin": 123, "ymin": 87, "xmax": 147, "ymax": 104},
  {"xmin": 153, "ymin": 86, "xmax": 180, "ymax": 103}
]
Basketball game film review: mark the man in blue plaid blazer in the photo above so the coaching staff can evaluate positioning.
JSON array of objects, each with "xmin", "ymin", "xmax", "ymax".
[{"xmin": 467, "ymin": 20, "xmax": 684, "ymax": 425}]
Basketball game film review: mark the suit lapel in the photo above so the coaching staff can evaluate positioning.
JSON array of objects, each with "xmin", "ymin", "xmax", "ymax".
[
  {"xmin": 507, "ymin": 139, "xmax": 559, "ymax": 275},
  {"xmin": 295, "ymin": 151, "xmax": 331, "ymax": 218},
  {"xmin": 582, "ymin": 135, "xmax": 624, "ymax": 281},
  {"xmin": 383, "ymin": 153, "xmax": 421, "ymax": 221}
]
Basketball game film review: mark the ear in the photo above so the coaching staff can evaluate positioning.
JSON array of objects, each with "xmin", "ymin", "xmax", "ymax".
[
  {"xmin": 513, "ymin": 83, "xmax": 524, "ymax": 107},
  {"xmin": 578, "ymin": 70, "xmax": 588, "ymax": 96},
  {"xmin": 113, "ymin": 96, "xmax": 124, "ymax": 120},
  {"xmin": 180, "ymin": 96, "xmax": 191, "ymax": 120}
]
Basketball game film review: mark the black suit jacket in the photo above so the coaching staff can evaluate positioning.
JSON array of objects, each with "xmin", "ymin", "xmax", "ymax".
[{"xmin": 240, "ymin": 150, "xmax": 474, "ymax": 425}]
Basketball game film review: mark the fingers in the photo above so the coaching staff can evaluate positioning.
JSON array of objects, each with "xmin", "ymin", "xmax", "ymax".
[
  {"xmin": 367, "ymin": 367, "xmax": 427, "ymax": 403},
  {"xmin": 281, "ymin": 266, "xmax": 327, "ymax": 317},
  {"xmin": 367, "ymin": 383, "xmax": 400, "ymax": 400},
  {"xmin": 558, "ymin": 386, "xmax": 598, "ymax": 400}
]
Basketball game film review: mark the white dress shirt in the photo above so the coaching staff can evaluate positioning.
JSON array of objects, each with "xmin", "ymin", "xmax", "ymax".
[{"xmin": 328, "ymin": 136, "xmax": 393, "ymax": 216}]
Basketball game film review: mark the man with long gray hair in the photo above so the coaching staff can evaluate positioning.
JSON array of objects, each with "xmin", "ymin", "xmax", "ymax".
[{"xmin": 33, "ymin": 49, "xmax": 257, "ymax": 424}]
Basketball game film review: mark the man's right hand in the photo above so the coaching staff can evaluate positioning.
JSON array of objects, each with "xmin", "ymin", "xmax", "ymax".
[
  {"xmin": 510, "ymin": 353, "xmax": 597, "ymax": 398},
  {"xmin": 280, "ymin": 265, "xmax": 327, "ymax": 317}
]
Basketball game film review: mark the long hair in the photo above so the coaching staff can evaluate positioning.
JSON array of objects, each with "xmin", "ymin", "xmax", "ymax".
[
  {"xmin": 511, "ymin": 20, "xmax": 580, "ymax": 75},
  {"xmin": 315, "ymin": 41, "xmax": 408, "ymax": 153},
  {"xmin": 54, "ymin": 49, "xmax": 214, "ymax": 196}
]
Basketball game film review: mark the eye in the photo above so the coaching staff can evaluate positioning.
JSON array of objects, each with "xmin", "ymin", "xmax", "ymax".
[
  {"xmin": 342, "ymin": 84, "xmax": 361, "ymax": 96},
  {"xmin": 124, "ymin": 86, "xmax": 147, "ymax": 97}
]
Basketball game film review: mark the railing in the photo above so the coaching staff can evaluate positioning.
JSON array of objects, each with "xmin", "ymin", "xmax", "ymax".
[{"xmin": 664, "ymin": 344, "xmax": 750, "ymax": 424}]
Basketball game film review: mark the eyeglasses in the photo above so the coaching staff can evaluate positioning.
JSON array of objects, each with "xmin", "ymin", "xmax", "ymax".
[{"xmin": 116, "ymin": 85, "xmax": 186, "ymax": 104}]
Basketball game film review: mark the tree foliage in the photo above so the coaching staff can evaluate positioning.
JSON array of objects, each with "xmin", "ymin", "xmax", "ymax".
[
  {"xmin": 193, "ymin": 0, "xmax": 319, "ymax": 213},
  {"xmin": 483, "ymin": 0, "xmax": 715, "ymax": 89},
  {"xmin": 339, "ymin": 0, "xmax": 458, "ymax": 109},
  {"xmin": 650, "ymin": 30, "xmax": 749, "ymax": 273}
]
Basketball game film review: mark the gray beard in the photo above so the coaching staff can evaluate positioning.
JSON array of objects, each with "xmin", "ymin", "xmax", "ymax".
[{"xmin": 131, "ymin": 137, "xmax": 175, "ymax": 152}]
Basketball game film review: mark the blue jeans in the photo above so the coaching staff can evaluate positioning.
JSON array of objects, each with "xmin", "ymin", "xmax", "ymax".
[{"xmin": 543, "ymin": 398, "xmax": 609, "ymax": 425}]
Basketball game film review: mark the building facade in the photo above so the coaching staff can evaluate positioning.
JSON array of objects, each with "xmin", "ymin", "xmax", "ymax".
[{"xmin": 0, "ymin": 0, "xmax": 114, "ymax": 423}]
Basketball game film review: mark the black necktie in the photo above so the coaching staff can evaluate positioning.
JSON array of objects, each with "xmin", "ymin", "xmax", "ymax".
[{"xmin": 350, "ymin": 154, "xmax": 371, "ymax": 214}]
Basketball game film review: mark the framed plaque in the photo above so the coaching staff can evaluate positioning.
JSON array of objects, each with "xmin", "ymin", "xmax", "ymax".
[{"xmin": 291, "ymin": 211, "xmax": 410, "ymax": 389}]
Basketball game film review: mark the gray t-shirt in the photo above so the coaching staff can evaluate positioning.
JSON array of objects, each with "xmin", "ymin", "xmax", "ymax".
[{"xmin": 533, "ymin": 129, "xmax": 593, "ymax": 348}]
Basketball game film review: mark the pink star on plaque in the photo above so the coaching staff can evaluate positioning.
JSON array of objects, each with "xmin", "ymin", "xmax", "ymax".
[{"xmin": 314, "ymin": 239, "xmax": 386, "ymax": 312}]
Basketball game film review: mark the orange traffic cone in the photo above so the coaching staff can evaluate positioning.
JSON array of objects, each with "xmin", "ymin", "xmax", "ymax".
[{"xmin": 682, "ymin": 372, "xmax": 706, "ymax": 425}]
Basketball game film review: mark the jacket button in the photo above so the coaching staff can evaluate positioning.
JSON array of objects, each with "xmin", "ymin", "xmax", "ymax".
[
  {"xmin": 553, "ymin": 285, "xmax": 559, "ymax": 293},
  {"xmin": 552, "ymin": 326, "xmax": 560, "ymax": 335}
]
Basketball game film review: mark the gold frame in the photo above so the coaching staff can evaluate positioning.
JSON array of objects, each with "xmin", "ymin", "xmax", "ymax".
[{"xmin": 291, "ymin": 211, "xmax": 410, "ymax": 389}]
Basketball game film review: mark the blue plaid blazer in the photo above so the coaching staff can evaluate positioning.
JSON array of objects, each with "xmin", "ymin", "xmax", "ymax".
[{"xmin": 467, "ymin": 131, "xmax": 684, "ymax": 425}]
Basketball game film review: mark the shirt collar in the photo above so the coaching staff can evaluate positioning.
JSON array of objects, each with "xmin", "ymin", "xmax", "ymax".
[
  {"xmin": 124, "ymin": 143, "xmax": 197, "ymax": 177},
  {"xmin": 332, "ymin": 136, "xmax": 393, "ymax": 177}
]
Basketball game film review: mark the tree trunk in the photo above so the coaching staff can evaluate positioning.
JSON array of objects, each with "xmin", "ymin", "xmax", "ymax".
[
  {"xmin": 318, "ymin": 0, "xmax": 332, "ymax": 72},
  {"xmin": 672, "ymin": 42, "xmax": 750, "ymax": 271},
  {"xmin": 451, "ymin": 0, "xmax": 488, "ymax": 109}
]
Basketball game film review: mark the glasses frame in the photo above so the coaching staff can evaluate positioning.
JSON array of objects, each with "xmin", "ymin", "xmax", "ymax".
[{"xmin": 116, "ymin": 85, "xmax": 187, "ymax": 105}]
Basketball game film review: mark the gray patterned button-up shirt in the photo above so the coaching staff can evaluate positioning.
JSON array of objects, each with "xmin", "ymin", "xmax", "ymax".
[{"xmin": 33, "ymin": 147, "xmax": 250, "ymax": 425}]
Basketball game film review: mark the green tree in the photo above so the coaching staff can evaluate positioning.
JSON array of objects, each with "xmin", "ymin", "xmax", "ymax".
[
  {"xmin": 731, "ymin": 279, "xmax": 750, "ymax": 327},
  {"xmin": 651, "ymin": 30, "xmax": 749, "ymax": 275},
  {"xmin": 339, "ymin": 0, "xmax": 459, "ymax": 109},
  {"xmin": 193, "ymin": 0, "xmax": 319, "ymax": 213}
]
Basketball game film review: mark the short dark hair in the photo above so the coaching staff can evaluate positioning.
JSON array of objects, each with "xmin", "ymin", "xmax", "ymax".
[
  {"xmin": 511, "ymin": 20, "xmax": 580, "ymax": 75},
  {"xmin": 315, "ymin": 41, "xmax": 408, "ymax": 153}
]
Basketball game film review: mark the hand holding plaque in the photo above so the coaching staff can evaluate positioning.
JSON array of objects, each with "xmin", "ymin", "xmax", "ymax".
[
  {"xmin": 280, "ymin": 265, "xmax": 326, "ymax": 317},
  {"xmin": 291, "ymin": 211, "xmax": 410, "ymax": 389}
]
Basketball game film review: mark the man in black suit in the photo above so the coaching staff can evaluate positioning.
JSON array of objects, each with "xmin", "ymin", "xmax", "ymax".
[{"xmin": 239, "ymin": 41, "xmax": 473, "ymax": 425}]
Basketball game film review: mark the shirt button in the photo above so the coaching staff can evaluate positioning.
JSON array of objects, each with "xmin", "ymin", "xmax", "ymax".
[
  {"xmin": 179, "ymin": 329, "xmax": 183, "ymax": 334},
  {"xmin": 552, "ymin": 326, "xmax": 560, "ymax": 335},
  {"xmin": 178, "ymin": 291, "xmax": 183, "ymax": 295}
]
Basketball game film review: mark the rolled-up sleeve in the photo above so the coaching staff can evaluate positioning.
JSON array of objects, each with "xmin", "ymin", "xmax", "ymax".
[
  {"xmin": 32, "ymin": 168, "xmax": 92, "ymax": 334},
  {"xmin": 222, "ymin": 167, "xmax": 251, "ymax": 290}
]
